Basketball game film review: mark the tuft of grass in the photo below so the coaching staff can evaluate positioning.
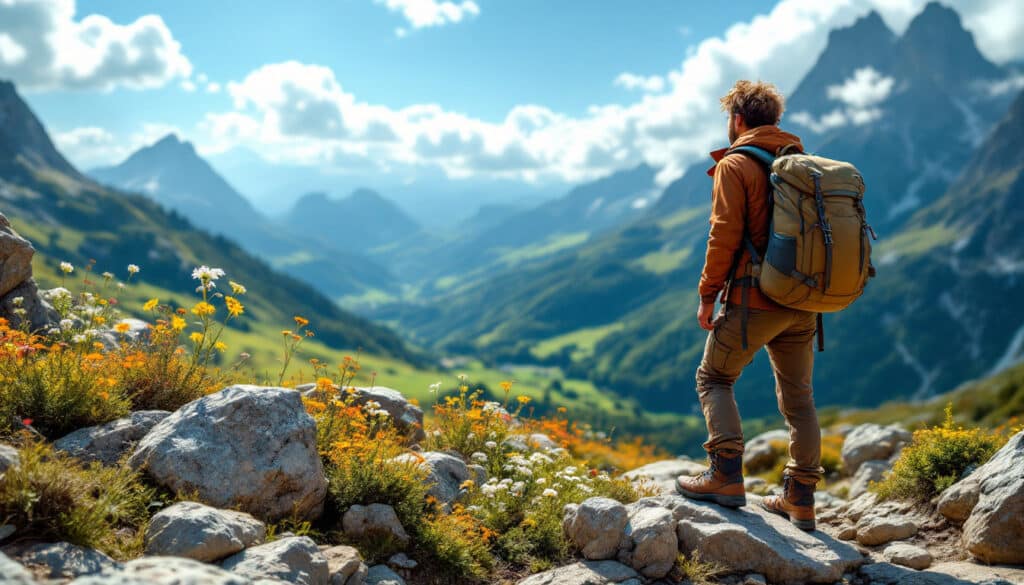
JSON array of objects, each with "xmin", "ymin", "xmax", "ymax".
[
  {"xmin": 873, "ymin": 404, "xmax": 1006, "ymax": 502},
  {"xmin": 673, "ymin": 551, "xmax": 726, "ymax": 585},
  {"xmin": 415, "ymin": 507, "xmax": 494, "ymax": 581},
  {"xmin": 0, "ymin": 439, "xmax": 153, "ymax": 559}
]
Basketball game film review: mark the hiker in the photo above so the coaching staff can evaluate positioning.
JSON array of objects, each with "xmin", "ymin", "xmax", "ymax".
[{"xmin": 675, "ymin": 80, "xmax": 874, "ymax": 532}]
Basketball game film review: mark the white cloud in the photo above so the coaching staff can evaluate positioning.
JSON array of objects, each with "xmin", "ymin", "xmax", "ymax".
[
  {"xmin": 193, "ymin": 0, "xmax": 1024, "ymax": 185},
  {"xmin": 826, "ymin": 67, "xmax": 894, "ymax": 109},
  {"xmin": 205, "ymin": 81, "xmax": 222, "ymax": 94},
  {"xmin": 375, "ymin": 0, "xmax": 479, "ymax": 31},
  {"xmin": 180, "ymin": 79, "xmax": 197, "ymax": 92},
  {"xmin": 0, "ymin": 0, "xmax": 191, "ymax": 91},
  {"xmin": 614, "ymin": 73, "xmax": 666, "ymax": 93}
]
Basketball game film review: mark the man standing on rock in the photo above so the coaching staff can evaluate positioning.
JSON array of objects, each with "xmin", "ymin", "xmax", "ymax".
[{"xmin": 675, "ymin": 80, "xmax": 823, "ymax": 531}]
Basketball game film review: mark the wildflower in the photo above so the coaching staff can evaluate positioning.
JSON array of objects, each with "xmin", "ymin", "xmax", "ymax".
[
  {"xmin": 59, "ymin": 319, "xmax": 74, "ymax": 330},
  {"xmin": 225, "ymin": 296, "xmax": 244, "ymax": 317},
  {"xmin": 229, "ymin": 281, "xmax": 247, "ymax": 295},
  {"xmin": 189, "ymin": 332, "xmax": 204, "ymax": 344},
  {"xmin": 72, "ymin": 334, "xmax": 86, "ymax": 344},
  {"xmin": 500, "ymin": 380, "xmax": 513, "ymax": 392},
  {"xmin": 457, "ymin": 373, "xmax": 467, "ymax": 382},
  {"xmin": 11, "ymin": 296, "xmax": 23, "ymax": 307},
  {"xmin": 517, "ymin": 395, "xmax": 531, "ymax": 405},
  {"xmin": 214, "ymin": 341, "xmax": 228, "ymax": 352},
  {"xmin": 485, "ymin": 441, "xmax": 498, "ymax": 449},
  {"xmin": 93, "ymin": 316, "xmax": 106, "ymax": 325},
  {"xmin": 21, "ymin": 418, "xmax": 32, "ymax": 427},
  {"xmin": 60, "ymin": 261, "xmax": 73, "ymax": 274},
  {"xmin": 191, "ymin": 302, "xmax": 215, "ymax": 317},
  {"xmin": 535, "ymin": 477, "xmax": 547, "ymax": 485},
  {"xmin": 294, "ymin": 316, "xmax": 309, "ymax": 327},
  {"xmin": 281, "ymin": 329, "xmax": 292, "ymax": 337},
  {"xmin": 191, "ymin": 265, "xmax": 225, "ymax": 282},
  {"xmin": 429, "ymin": 381, "xmax": 442, "ymax": 394},
  {"xmin": 316, "ymin": 377, "xmax": 334, "ymax": 391},
  {"xmin": 101, "ymin": 271, "xmax": 114, "ymax": 280},
  {"xmin": 471, "ymin": 452, "xmax": 488, "ymax": 463},
  {"xmin": 542, "ymin": 488, "xmax": 558, "ymax": 498},
  {"xmin": 127, "ymin": 264, "xmax": 140, "ymax": 275},
  {"xmin": 117, "ymin": 283, "xmax": 125, "ymax": 290},
  {"xmin": 98, "ymin": 391, "xmax": 110, "ymax": 401},
  {"xmin": 143, "ymin": 298, "xmax": 159, "ymax": 311},
  {"xmin": 114, "ymin": 322, "xmax": 131, "ymax": 334},
  {"xmin": 460, "ymin": 479, "xmax": 475, "ymax": 490},
  {"xmin": 171, "ymin": 316, "xmax": 186, "ymax": 331}
]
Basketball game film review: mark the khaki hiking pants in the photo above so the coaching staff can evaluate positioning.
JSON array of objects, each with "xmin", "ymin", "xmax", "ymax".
[{"xmin": 696, "ymin": 304, "xmax": 824, "ymax": 484}]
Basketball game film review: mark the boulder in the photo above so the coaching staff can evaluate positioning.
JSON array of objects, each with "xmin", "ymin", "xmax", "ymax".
[
  {"xmin": 299, "ymin": 384, "xmax": 424, "ymax": 442},
  {"xmin": 386, "ymin": 553, "xmax": 416, "ymax": 570},
  {"xmin": 882, "ymin": 542, "xmax": 932, "ymax": 570},
  {"xmin": 517, "ymin": 560, "xmax": 641, "ymax": 585},
  {"xmin": 0, "ymin": 443, "xmax": 18, "ymax": 475},
  {"xmin": 563, "ymin": 497, "xmax": 629, "ymax": 560},
  {"xmin": 128, "ymin": 385, "xmax": 327, "ymax": 521},
  {"xmin": 365, "ymin": 564, "xmax": 405, "ymax": 585},
  {"xmin": 221, "ymin": 536, "xmax": 328, "ymax": 585},
  {"xmin": 854, "ymin": 515, "xmax": 917, "ymax": 546},
  {"xmin": 145, "ymin": 501, "xmax": 267, "ymax": 562},
  {"xmin": 391, "ymin": 451, "xmax": 472, "ymax": 506},
  {"xmin": 935, "ymin": 480, "xmax": 979, "ymax": 523},
  {"xmin": 6, "ymin": 542, "xmax": 120, "ymax": 580},
  {"xmin": 743, "ymin": 429, "xmax": 790, "ymax": 472},
  {"xmin": 618, "ymin": 505, "xmax": 676, "ymax": 578},
  {"xmin": 0, "ymin": 278, "xmax": 57, "ymax": 331},
  {"xmin": 848, "ymin": 459, "xmax": 889, "ymax": 499},
  {"xmin": 840, "ymin": 424, "xmax": 911, "ymax": 475},
  {"xmin": 321, "ymin": 545, "xmax": 366, "ymax": 585},
  {"xmin": 0, "ymin": 213, "xmax": 34, "ymax": 298},
  {"xmin": 68, "ymin": 556, "xmax": 252, "ymax": 584},
  {"xmin": 342, "ymin": 504, "xmax": 410, "ymax": 545},
  {"xmin": 676, "ymin": 494, "xmax": 864, "ymax": 583},
  {"xmin": 962, "ymin": 430, "xmax": 1024, "ymax": 564},
  {"xmin": 55, "ymin": 410, "xmax": 170, "ymax": 466},
  {"xmin": 621, "ymin": 459, "xmax": 707, "ymax": 494},
  {"xmin": 0, "ymin": 551, "xmax": 35, "ymax": 585},
  {"xmin": 859, "ymin": 561, "xmax": 1019, "ymax": 585}
]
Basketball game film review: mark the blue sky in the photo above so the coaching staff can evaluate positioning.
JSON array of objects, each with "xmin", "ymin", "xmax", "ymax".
[{"xmin": 3, "ymin": 0, "xmax": 1023, "ymax": 212}]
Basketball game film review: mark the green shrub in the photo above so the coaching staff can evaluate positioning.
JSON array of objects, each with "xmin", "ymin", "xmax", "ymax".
[
  {"xmin": 873, "ymin": 405, "xmax": 1006, "ymax": 502},
  {"xmin": 0, "ymin": 439, "xmax": 152, "ymax": 558},
  {"xmin": 415, "ymin": 509, "xmax": 494, "ymax": 581},
  {"xmin": 325, "ymin": 455, "xmax": 429, "ymax": 540}
]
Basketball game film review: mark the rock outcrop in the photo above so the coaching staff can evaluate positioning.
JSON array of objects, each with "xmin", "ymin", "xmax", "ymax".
[
  {"xmin": 517, "ymin": 560, "xmax": 640, "ymax": 585},
  {"xmin": 55, "ymin": 410, "xmax": 170, "ymax": 466},
  {"xmin": 145, "ymin": 501, "xmax": 267, "ymax": 562},
  {"xmin": 840, "ymin": 424, "xmax": 911, "ymax": 475},
  {"xmin": 342, "ymin": 503, "xmax": 410, "ymax": 546},
  {"xmin": 0, "ymin": 551, "xmax": 35, "ymax": 585},
  {"xmin": 365, "ymin": 564, "xmax": 406, "ymax": 585},
  {"xmin": 128, "ymin": 385, "xmax": 327, "ymax": 521},
  {"xmin": 563, "ymin": 497, "xmax": 629, "ymax": 560},
  {"xmin": 958, "ymin": 430, "xmax": 1024, "ymax": 564},
  {"xmin": 392, "ymin": 451, "xmax": 478, "ymax": 506},
  {"xmin": 220, "ymin": 536, "xmax": 329, "ymax": 585},
  {"xmin": 0, "ymin": 213, "xmax": 57, "ymax": 330},
  {"xmin": 5, "ymin": 542, "xmax": 119, "ymax": 580},
  {"xmin": 321, "ymin": 545, "xmax": 366, "ymax": 585},
  {"xmin": 68, "ymin": 556, "xmax": 252, "ymax": 584}
]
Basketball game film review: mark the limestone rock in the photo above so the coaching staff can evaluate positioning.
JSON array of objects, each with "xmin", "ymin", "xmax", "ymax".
[
  {"xmin": 321, "ymin": 545, "xmax": 366, "ymax": 585},
  {"xmin": 391, "ymin": 451, "xmax": 472, "ymax": 506},
  {"xmin": 841, "ymin": 424, "xmax": 911, "ymax": 475},
  {"xmin": 365, "ymin": 564, "xmax": 406, "ymax": 585},
  {"xmin": 145, "ymin": 501, "xmax": 267, "ymax": 562},
  {"xmin": 69, "ymin": 556, "xmax": 252, "ymax": 584},
  {"xmin": 517, "ymin": 560, "xmax": 641, "ymax": 585},
  {"xmin": 621, "ymin": 459, "xmax": 707, "ymax": 495},
  {"xmin": 0, "ymin": 278, "xmax": 57, "ymax": 331},
  {"xmin": 299, "ymin": 384, "xmax": 424, "ymax": 442},
  {"xmin": 848, "ymin": 459, "xmax": 889, "ymax": 499},
  {"xmin": 882, "ymin": 542, "xmax": 932, "ymax": 570},
  {"xmin": 618, "ymin": 504, "xmax": 676, "ymax": 578},
  {"xmin": 855, "ymin": 515, "xmax": 917, "ymax": 546},
  {"xmin": 55, "ymin": 410, "xmax": 170, "ymax": 466},
  {"xmin": 0, "ymin": 213, "xmax": 33, "ymax": 298},
  {"xmin": 743, "ymin": 429, "xmax": 790, "ymax": 472},
  {"xmin": 962, "ymin": 430, "xmax": 1024, "ymax": 565},
  {"xmin": 676, "ymin": 494, "xmax": 864, "ymax": 583},
  {"xmin": 0, "ymin": 551, "xmax": 35, "ymax": 585},
  {"xmin": 563, "ymin": 497, "xmax": 629, "ymax": 560},
  {"xmin": 221, "ymin": 536, "xmax": 328, "ymax": 585},
  {"xmin": 859, "ymin": 561, "xmax": 1019, "ymax": 585},
  {"xmin": 6, "ymin": 542, "xmax": 119, "ymax": 580},
  {"xmin": 128, "ymin": 385, "xmax": 327, "ymax": 521},
  {"xmin": 935, "ymin": 479, "xmax": 979, "ymax": 523},
  {"xmin": 342, "ymin": 504, "xmax": 410, "ymax": 545}
]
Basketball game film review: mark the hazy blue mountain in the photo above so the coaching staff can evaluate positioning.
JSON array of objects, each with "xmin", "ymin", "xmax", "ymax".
[
  {"xmin": 89, "ymin": 135, "xmax": 399, "ymax": 304},
  {"xmin": 0, "ymin": 80, "xmax": 80, "ymax": 181},
  {"xmin": 284, "ymin": 188, "xmax": 421, "ymax": 254}
]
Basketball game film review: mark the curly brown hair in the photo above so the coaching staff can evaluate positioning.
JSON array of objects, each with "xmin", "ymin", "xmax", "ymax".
[{"xmin": 720, "ymin": 80, "xmax": 785, "ymax": 127}]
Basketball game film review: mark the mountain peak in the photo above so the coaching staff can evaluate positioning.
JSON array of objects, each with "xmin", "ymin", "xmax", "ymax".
[
  {"xmin": 0, "ymin": 79, "xmax": 81, "ymax": 178},
  {"xmin": 896, "ymin": 1, "xmax": 1002, "ymax": 84},
  {"xmin": 149, "ymin": 133, "xmax": 196, "ymax": 156}
]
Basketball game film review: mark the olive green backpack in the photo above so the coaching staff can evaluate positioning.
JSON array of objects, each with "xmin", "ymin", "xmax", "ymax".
[{"xmin": 725, "ymin": 145, "xmax": 876, "ymax": 350}]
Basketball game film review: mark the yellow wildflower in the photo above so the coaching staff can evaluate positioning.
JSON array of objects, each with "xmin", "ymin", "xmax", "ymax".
[
  {"xmin": 500, "ymin": 380, "xmax": 513, "ymax": 393},
  {"xmin": 143, "ymin": 298, "xmax": 159, "ymax": 311},
  {"xmin": 281, "ymin": 330, "xmax": 292, "ymax": 337},
  {"xmin": 294, "ymin": 315, "xmax": 309, "ymax": 327},
  {"xmin": 229, "ymin": 281, "xmax": 247, "ymax": 295},
  {"xmin": 191, "ymin": 301, "xmax": 215, "ymax": 317},
  {"xmin": 189, "ymin": 332, "xmax": 204, "ymax": 344},
  {"xmin": 93, "ymin": 316, "xmax": 106, "ymax": 325},
  {"xmin": 114, "ymin": 322, "xmax": 131, "ymax": 334},
  {"xmin": 214, "ymin": 341, "xmax": 227, "ymax": 352},
  {"xmin": 225, "ymin": 296, "xmax": 244, "ymax": 317},
  {"xmin": 171, "ymin": 316, "xmax": 186, "ymax": 331},
  {"xmin": 517, "ymin": 395, "xmax": 531, "ymax": 405}
]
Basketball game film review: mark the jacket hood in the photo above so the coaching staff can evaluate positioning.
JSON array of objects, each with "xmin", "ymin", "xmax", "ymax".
[{"xmin": 707, "ymin": 125, "xmax": 805, "ymax": 176}]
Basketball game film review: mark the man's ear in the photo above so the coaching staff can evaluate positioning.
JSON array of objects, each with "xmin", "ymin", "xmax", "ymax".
[{"xmin": 733, "ymin": 113, "xmax": 746, "ymax": 130}]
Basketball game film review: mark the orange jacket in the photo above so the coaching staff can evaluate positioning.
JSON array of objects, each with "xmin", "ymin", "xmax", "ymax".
[{"xmin": 698, "ymin": 125, "xmax": 805, "ymax": 310}]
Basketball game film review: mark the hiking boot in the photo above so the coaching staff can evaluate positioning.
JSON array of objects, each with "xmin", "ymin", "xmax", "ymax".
[
  {"xmin": 760, "ymin": 475, "xmax": 816, "ymax": 531},
  {"xmin": 675, "ymin": 448, "xmax": 746, "ymax": 508}
]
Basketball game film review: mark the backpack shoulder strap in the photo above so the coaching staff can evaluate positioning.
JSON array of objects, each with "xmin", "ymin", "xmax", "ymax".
[{"xmin": 726, "ymin": 145, "xmax": 776, "ymax": 168}]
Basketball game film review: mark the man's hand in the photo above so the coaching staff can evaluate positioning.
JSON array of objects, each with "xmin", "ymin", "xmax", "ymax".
[{"xmin": 697, "ymin": 301, "xmax": 716, "ymax": 331}]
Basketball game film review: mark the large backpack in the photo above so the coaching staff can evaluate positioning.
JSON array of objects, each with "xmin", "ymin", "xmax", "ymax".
[{"xmin": 725, "ymin": 145, "xmax": 876, "ymax": 350}]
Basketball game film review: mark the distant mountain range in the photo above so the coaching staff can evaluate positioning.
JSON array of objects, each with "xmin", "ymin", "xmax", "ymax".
[
  {"xmin": 377, "ymin": 2, "xmax": 1024, "ymax": 418},
  {"xmin": 0, "ymin": 79, "xmax": 423, "ymax": 366}
]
